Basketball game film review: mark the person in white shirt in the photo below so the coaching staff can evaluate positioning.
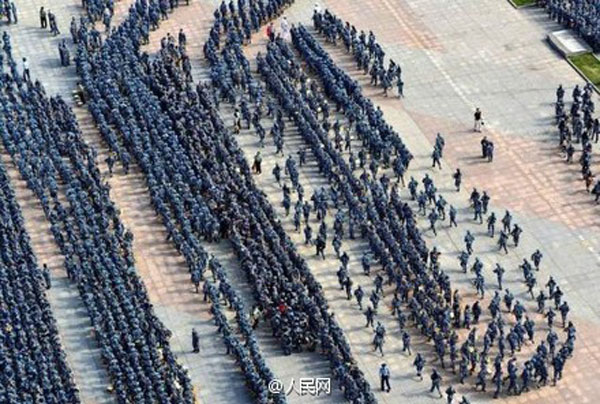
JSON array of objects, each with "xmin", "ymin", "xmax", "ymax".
[
  {"xmin": 379, "ymin": 363, "xmax": 391, "ymax": 392},
  {"xmin": 22, "ymin": 57, "xmax": 30, "ymax": 81},
  {"xmin": 280, "ymin": 16, "xmax": 290, "ymax": 41}
]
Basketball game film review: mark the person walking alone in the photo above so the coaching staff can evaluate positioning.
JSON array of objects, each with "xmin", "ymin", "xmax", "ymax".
[
  {"xmin": 22, "ymin": 57, "xmax": 30, "ymax": 81},
  {"xmin": 474, "ymin": 107, "xmax": 483, "ymax": 132},
  {"xmin": 191, "ymin": 328, "xmax": 200, "ymax": 353},
  {"xmin": 39, "ymin": 7, "xmax": 47, "ymax": 28},
  {"xmin": 379, "ymin": 363, "xmax": 391, "ymax": 392}
]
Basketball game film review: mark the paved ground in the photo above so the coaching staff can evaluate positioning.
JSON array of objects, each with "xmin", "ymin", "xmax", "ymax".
[{"xmin": 2, "ymin": 0, "xmax": 600, "ymax": 404}]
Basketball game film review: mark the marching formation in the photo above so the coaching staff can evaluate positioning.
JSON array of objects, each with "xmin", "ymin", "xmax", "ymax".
[
  {"xmin": 0, "ymin": 28, "xmax": 195, "ymax": 403},
  {"xmin": 77, "ymin": 0, "xmax": 298, "ymax": 401},
  {"xmin": 256, "ymin": 19, "xmax": 576, "ymax": 400},
  {"xmin": 0, "ymin": 143, "xmax": 78, "ymax": 402},
  {"xmin": 546, "ymin": 0, "xmax": 600, "ymax": 51},
  {"xmin": 313, "ymin": 10, "xmax": 404, "ymax": 98},
  {"xmin": 0, "ymin": 0, "xmax": 588, "ymax": 403},
  {"xmin": 554, "ymin": 83, "xmax": 600, "ymax": 198}
]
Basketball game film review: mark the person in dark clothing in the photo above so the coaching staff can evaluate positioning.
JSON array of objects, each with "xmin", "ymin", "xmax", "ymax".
[
  {"xmin": 40, "ymin": 7, "xmax": 47, "ymax": 28},
  {"xmin": 379, "ymin": 363, "xmax": 391, "ymax": 392},
  {"xmin": 192, "ymin": 328, "xmax": 200, "ymax": 353}
]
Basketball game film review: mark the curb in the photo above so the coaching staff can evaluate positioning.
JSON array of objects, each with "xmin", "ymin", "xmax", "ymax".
[
  {"xmin": 565, "ymin": 56, "xmax": 600, "ymax": 95},
  {"xmin": 507, "ymin": 0, "xmax": 537, "ymax": 9},
  {"xmin": 544, "ymin": 36, "xmax": 600, "ymax": 95}
]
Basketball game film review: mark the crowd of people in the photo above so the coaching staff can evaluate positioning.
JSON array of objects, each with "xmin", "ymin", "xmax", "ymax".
[
  {"xmin": 0, "ymin": 148, "xmax": 79, "ymax": 402},
  {"xmin": 202, "ymin": 1, "xmax": 388, "ymax": 402},
  {"xmin": 545, "ymin": 0, "xmax": 600, "ymax": 51},
  {"xmin": 0, "ymin": 0, "xmax": 16, "ymax": 24},
  {"xmin": 296, "ymin": 15, "xmax": 411, "ymax": 164},
  {"xmin": 203, "ymin": 259, "xmax": 284, "ymax": 403},
  {"xmin": 0, "ymin": 31, "xmax": 195, "ymax": 403},
  {"xmin": 312, "ymin": 9, "xmax": 404, "ymax": 98},
  {"xmin": 75, "ymin": 0, "xmax": 290, "ymax": 401},
  {"xmin": 553, "ymin": 83, "xmax": 600, "ymax": 197},
  {"xmin": 0, "ymin": 0, "xmax": 581, "ymax": 402},
  {"xmin": 253, "ymin": 18, "xmax": 576, "ymax": 400},
  {"xmin": 197, "ymin": 0, "xmax": 580, "ymax": 400}
]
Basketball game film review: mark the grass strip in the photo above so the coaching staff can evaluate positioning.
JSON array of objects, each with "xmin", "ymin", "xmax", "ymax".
[{"xmin": 569, "ymin": 53, "xmax": 600, "ymax": 86}]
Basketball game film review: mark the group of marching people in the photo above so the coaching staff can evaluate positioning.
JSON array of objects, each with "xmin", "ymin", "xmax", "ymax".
[
  {"xmin": 257, "ymin": 19, "xmax": 576, "ymax": 401},
  {"xmin": 0, "ymin": 0, "xmax": 580, "ymax": 401},
  {"xmin": 554, "ymin": 83, "xmax": 600, "ymax": 199},
  {"xmin": 312, "ymin": 9, "xmax": 404, "ymax": 97},
  {"xmin": 546, "ymin": 0, "xmax": 600, "ymax": 51},
  {"xmin": 0, "ymin": 28, "xmax": 195, "ymax": 403},
  {"xmin": 0, "ymin": 145, "xmax": 78, "ymax": 402}
]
